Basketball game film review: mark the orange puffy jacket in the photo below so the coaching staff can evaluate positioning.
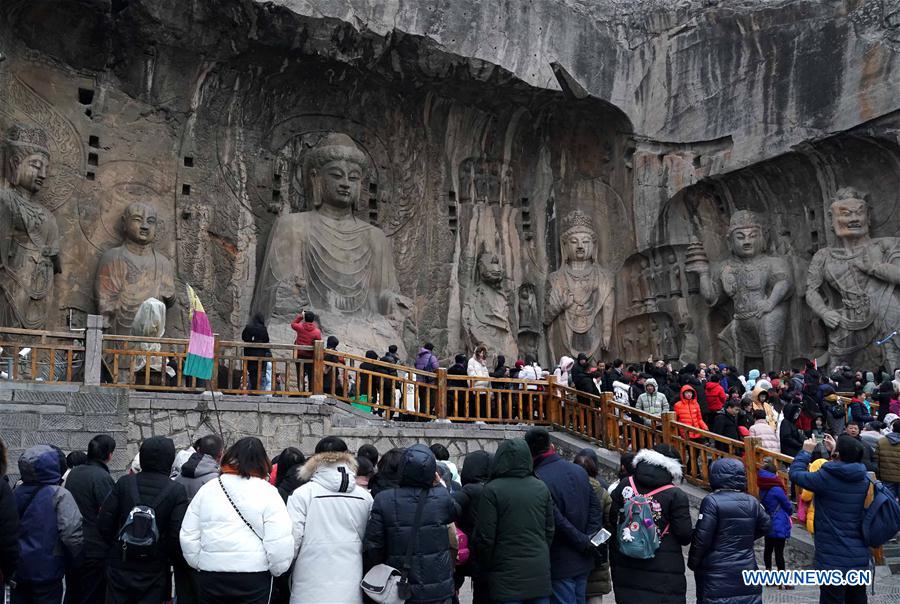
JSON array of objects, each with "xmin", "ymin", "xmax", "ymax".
[{"xmin": 674, "ymin": 384, "xmax": 708, "ymax": 440}]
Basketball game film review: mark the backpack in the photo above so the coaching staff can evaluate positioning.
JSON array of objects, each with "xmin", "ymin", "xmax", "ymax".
[
  {"xmin": 617, "ymin": 476, "xmax": 674, "ymax": 559},
  {"xmin": 861, "ymin": 477, "xmax": 900, "ymax": 548},
  {"xmin": 117, "ymin": 477, "xmax": 173, "ymax": 562}
]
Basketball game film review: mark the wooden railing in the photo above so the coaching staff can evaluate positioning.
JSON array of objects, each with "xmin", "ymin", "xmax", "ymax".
[{"xmin": 0, "ymin": 327, "xmax": 86, "ymax": 383}]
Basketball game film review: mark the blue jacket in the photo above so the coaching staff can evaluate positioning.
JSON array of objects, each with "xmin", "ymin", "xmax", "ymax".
[
  {"xmin": 533, "ymin": 451, "xmax": 603, "ymax": 580},
  {"xmin": 757, "ymin": 471, "xmax": 792, "ymax": 539},
  {"xmin": 789, "ymin": 451, "xmax": 870, "ymax": 571},
  {"xmin": 14, "ymin": 445, "xmax": 83, "ymax": 583},
  {"xmin": 363, "ymin": 444, "xmax": 457, "ymax": 603},
  {"xmin": 688, "ymin": 459, "xmax": 770, "ymax": 604}
]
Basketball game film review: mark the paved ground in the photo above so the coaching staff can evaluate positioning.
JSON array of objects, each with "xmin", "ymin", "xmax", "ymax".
[{"xmin": 457, "ymin": 559, "xmax": 900, "ymax": 603}]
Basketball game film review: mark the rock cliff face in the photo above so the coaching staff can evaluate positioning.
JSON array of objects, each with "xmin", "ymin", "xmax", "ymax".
[{"xmin": 1, "ymin": 0, "xmax": 898, "ymax": 368}]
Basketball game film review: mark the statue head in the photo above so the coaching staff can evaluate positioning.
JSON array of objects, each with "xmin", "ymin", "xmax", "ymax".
[
  {"xmin": 829, "ymin": 187, "xmax": 869, "ymax": 240},
  {"xmin": 666, "ymin": 252, "xmax": 677, "ymax": 264},
  {"xmin": 3, "ymin": 125, "xmax": 50, "ymax": 195},
  {"xmin": 727, "ymin": 210, "xmax": 766, "ymax": 258},
  {"xmin": 560, "ymin": 210, "xmax": 596, "ymax": 263},
  {"xmin": 477, "ymin": 251, "xmax": 504, "ymax": 285},
  {"xmin": 121, "ymin": 202, "xmax": 158, "ymax": 245},
  {"xmin": 303, "ymin": 133, "xmax": 369, "ymax": 212}
]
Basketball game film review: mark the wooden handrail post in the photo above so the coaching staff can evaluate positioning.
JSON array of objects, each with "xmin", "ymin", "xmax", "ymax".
[
  {"xmin": 436, "ymin": 368, "xmax": 448, "ymax": 419},
  {"xmin": 661, "ymin": 411, "xmax": 675, "ymax": 446},
  {"xmin": 312, "ymin": 339, "xmax": 324, "ymax": 395},
  {"xmin": 599, "ymin": 393, "xmax": 609, "ymax": 446},
  {"xmin": 743, "ymin": 436, "xmax": 760, "ymax": 498},
  {"xmin": 547, "ymin": 375, "xmax": 559, "ymax": 425},
  {"xmin": 210, "ymin": 339, "xmax": 220, "ymax": 390},
  {"xmin": 83, "ymin": 314, "xmax": 104, "ymax": 386}
]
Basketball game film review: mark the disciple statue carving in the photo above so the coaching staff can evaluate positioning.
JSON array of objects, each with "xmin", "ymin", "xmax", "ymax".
[
  {"xmin": 544, "ymin": 210, "xmax": 615, "ymax": 362},
  {"xmin": 678, "ymin": 318, "xmax": 700, "ymax": 367},
  {"xmin": 667, "ymin": 252, "xmax": 683, "ymax": 296},
  {"xmin": 253, "ymin": 133, "xmax": 411, "ymax": 355},
  {"xmin": 463, "ymin": 251, "xmax": 517, "ymax": 355},
  {"xmin": 0, "ymin": 125, "xmax": 60, "ymax": 330},
  {"xmin": 95, "ymin": 202, "xmax": 176, "ymax": 335},
  {"xmin": 685, "ymin": 210, "xmax": 793, "ymax": 370},
  {"xmin": 806, "ymin": 188, "xmax": 900, "ymax": 368},
  {"xmin": 651, "ymin": 255, "xmax": 667, "ymax": 299},
  {"xmin": 517, "ymin": 283, "xmax": 540, "ymax": 335}
]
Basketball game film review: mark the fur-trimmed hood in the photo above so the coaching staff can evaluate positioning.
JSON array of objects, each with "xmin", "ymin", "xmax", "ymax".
[
  {"xmin": 296, "ymin": 451, "xmax": 359, "ymax": 493},
  {"xmin": 633, "ymin": 448, "xmax": 683, "ymax": 484}
]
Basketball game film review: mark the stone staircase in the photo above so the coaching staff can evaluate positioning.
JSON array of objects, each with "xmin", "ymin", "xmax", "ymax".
[{"xmin": 885, "ymin": 541, "xmax": 900, "ymax": 574}]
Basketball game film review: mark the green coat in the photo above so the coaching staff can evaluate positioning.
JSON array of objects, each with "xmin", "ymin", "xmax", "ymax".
[
  {"xmin": 475, "ymin": 439, "xmax": 554, "ymax": 602},
  {"xmin": 586, "ymin": 477, "xmax": 612, "ymax": 597}
]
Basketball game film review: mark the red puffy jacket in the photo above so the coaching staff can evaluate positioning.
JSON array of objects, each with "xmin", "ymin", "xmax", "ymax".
[
  {"xmin": 705, "ymin": 381, "xmax": 727, "ymax": 413},
  {"xmin": 291, "ymin": 316, "xmax": 321, "ymax": 358}
]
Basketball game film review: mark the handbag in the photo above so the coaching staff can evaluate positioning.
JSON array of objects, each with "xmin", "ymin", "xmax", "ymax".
[
  {"xmin": 218, "ymin": 477, "xmax": 263, "ymax": 542},
  {"xmin": 361, "ymin": 488, "xmax": 428, "ymax": 603}
]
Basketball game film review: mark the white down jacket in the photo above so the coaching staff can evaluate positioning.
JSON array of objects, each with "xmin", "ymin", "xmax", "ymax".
[
  {"xmin": 287, "ymin": 452, "xmax": 373, "ymax": 604},
  {"xmin": 179, "ymin": 473, "xmax": 294, "ymax": 576}
]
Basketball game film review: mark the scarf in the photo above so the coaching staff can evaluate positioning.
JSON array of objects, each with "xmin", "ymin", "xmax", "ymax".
[{"xmin": 757, "ymin": 472, "xmax": 786, "ymax": 493}]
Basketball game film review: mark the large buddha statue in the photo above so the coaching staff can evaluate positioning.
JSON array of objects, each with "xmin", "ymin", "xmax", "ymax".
[
  {"xmin": 0, "ymin": 125, "xmax": 60, "ymax": 330},
  {"xmin": 806, "ymin": 188, "xmax": 900, "ymax": 368},
  {"xmin": 462, "ymin": 250, "xmax": 517, "ymax": 355},
  {"xmin": 253, "ymin": 133, "xmax": 410, "ymax": 355},
  {"xmin": 544, "ymin": 210, "xmax": 615, "ymax": 362},
  {"xmin": 95, "ymin": 202, "xmax": 176, "ymax": 334},
  {"xmin": 685, "ymin": 210, "xmax": 793, "ymax": 370}
]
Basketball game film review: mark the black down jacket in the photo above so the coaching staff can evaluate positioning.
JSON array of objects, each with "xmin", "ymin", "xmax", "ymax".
[
  {"xmin": 688, "ymin": 459, "xmax": 771, "ymax": 604},
  {"xmin": 452, "ymin": 450, "xmax": 491, "ymax": 578},
  {"xmin": 609, "ymin": 449, "xmax": 693, "ymax": 604},
  {"xmin": 363, "ymin": 444, "xmax": 457, "ymax": 603}
]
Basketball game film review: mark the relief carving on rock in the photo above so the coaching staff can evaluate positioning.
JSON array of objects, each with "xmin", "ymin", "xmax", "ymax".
[
  {"xmin": 252, "ymin": 133, "xmax": 412, "ymax": 356},
  {"xmin": 544, "ymin": 210, "xmax": 615, "ymax": 363},
  {"xmin": 685, "ymin": 210, "xmax": 793, "ymax": 370},
  {"xmin": 0, "ymin": 125, "xmax": 61, "ymax": 330},
  {"xmin": 95, "ymin": 202, "xmax": 176, "ymax": 335},
  {"xmin": 806, "ymin": 188, "xmax": 900, "ymax": 368},
  {"xmin": 462, "ymin": 250, "xmax": 517, "ymax": 355}
]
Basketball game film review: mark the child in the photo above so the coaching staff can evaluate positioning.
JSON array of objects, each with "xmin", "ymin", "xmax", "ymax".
[
  {"xmin": 810, "ymin": 416, "xmax": 827, "ymax": 442},
  {"xmin": 757, "ymin": 458, "xmax": 792, "ymax": 589}
]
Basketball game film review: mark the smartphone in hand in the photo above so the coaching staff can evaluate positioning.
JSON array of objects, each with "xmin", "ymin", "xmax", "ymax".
[{"xmin": 590, "ymin": 528, "xmax": 611, "ymax": 547}]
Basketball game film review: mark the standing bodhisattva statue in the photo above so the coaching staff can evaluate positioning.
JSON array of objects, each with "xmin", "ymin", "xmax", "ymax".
[
  {"xmin": 806, "ymin": 187, "xmax": 900, "ymax": 368},
  {"xmin": 253, "ymin": 133, "xmax": 411, "ymax": 355},
  {"xmin": 685, "ymin": 210, "xmax": 793, "ymax": 370},
  {"xmin": 544, "ymin": 210, "xmax": 615, "ymax": 363},
  {"xmin": 0, "ymin": 125, "xmax": 60, "ymax": 330}
]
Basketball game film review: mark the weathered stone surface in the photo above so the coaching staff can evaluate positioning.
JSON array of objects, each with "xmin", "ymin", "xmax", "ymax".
[{"xmin": 1, "ymin": 0, "xmax": 897, "ymax": 369}]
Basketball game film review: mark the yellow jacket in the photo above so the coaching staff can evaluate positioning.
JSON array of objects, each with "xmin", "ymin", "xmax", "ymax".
[
  {"xmin": 751, "ymin": 386, "xmax": 777, "ymax": 429},
  {"xmin": 800, "ymin": 457, "xmax": 828, "ymax": 533}
]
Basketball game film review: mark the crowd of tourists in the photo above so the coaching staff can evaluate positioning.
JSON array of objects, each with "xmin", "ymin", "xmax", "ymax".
[{"xmin": 2, "ymin": 416, "xmax": 899, "ymax": 604}]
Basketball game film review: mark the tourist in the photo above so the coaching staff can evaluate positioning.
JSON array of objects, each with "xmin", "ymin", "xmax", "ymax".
[
  {"xmin": 525, "ymin": 427, "xmax": 603, "ymax": 603},
  {"xmin": 99, "ymin": 436, "xmax": 186, "ymax": 604},
  {"xmin": 673, "ymin": 384, "xmax": 707, "ymax": 443},
  {"xmin": 554, "ymin": 355, "xmax": 575, "ymax": 388},
  {"xmin": 447, "ymin": 353, "xmax": 469, "ymax": 414},
  {"xmin": 861, "ymin": 421, "xmax": 885, "ymax": 450},
  {"xmin": 175, "ymin": 434, "xmax": 224, "ymax": 501},
  {"xmin": 430, "ymin": 444, "xmax": 460, "ymax": 484},
  {"xmin": 468, "ymin": 345, "xmax": 492, "ymax": 418},
  {"xmin": 368, "ymin": 447, "xmax": 405, "ymax": 497},
  {"xmin": 778, "ymin": 403, "xmax": 805, "ymax": 458},
  {"xmin": 843, "ymin": 423, "xmax": 877, "ymax": 472},
  {"xmin": 322, "ymin": 335, "xmax": 343, "ymax": 397},
  {"xmin": 272, "ymin": 447, "xmax": 307, "ymax": 502},
  {"xmin": 357, "ymin": 444, "xmax": 380, "ymax": 468},
  {"xmin": 876, "ymin": 418, "xmax": 900, "ymax": 499},
  {"xmin": 452, "ymin": 450, "xmax": 492, "ymax": 603},
  {"xmin": 757, "ymin": 458, "xmax": 792, "ymax": 580},
  {"xmin": 356, "ymin": 456, "xmax": 375, "ymax": 489},
  {"xmin": 750, "ymin": 385, "xmax": 776, "ymax": 428},
  {"xmin": 711, "ymin": 399, "xmax": 742, "ymax": 452},
  {"xmin": 64, "ymin": 434, "xmax": 116, "ymax": 604},
  {"xmin": 0, "ymin": 436, "xmax": 18, "ymax": 592},
  {"xmin": 287, "ymin": 437, "xmax": 373, "ymax": 604},
  {"xmin": 415, "ymin": 342, "xmax": 440, "ymax": 378},
  {"xmin": 241, "ymin": 312, "xmax": 271, "ymax": 391},
  {"xmin": 571, "ymin": 353, "xmax": 601, "ymax": 399},
  {"xmin": 291, "ymin": 310, "xmax": 321, "ymax": 391},
  {"xmin": 703, "ymin": 374, "xmax": 727, "ymax": 427},
  {"xmin": 180, "ymin": 437, "xmax": 294, "ymax": 603},
  {"xmin": 635, "ymin": 377, "xmax": 668, "ymax": 418},
  {"xmin": 749, "ymin": 409, "xmax": 780, "ymax": 453},
  {"xmin": 363, "ymin": 444, "xmax": 457, "ymax": 604},
  {"xmin": 62, "ymin": 451, "xmax": 87, "ymax": 485},
  {"xmin": 491, "ymin": 355, "xmax": 511, "ymax": 415},
  {"xmin": 474, "ymin": 439, "xmax": 554, "ymax": 604},
  {"xmin": 608, "ymin": 445, "xmax": 693, "ymax": 604},
  {"xmin": 688, "ymin": 458, "xmax": 770, "ymax": 604},
  {"xmin": 790, "ymin": 434, "xmax": 870, "ymax": 603},
  {"xmin": 357, "ymin": 350, "xmax": 382, "ymax": 404},
  {"xmin": 11, "ymin": 445, "xmax": 83, "ymax": 604},
  {"xmin": 573, "ymin": 451, "xmax": 612, "ymax": 604},
  {"xmin": 848, "ymin": 389, "xmax": 873, "ymax": 425},
  {"xmin": 381, "ymin": 344, "xmax": 401, "ymax": 365}
]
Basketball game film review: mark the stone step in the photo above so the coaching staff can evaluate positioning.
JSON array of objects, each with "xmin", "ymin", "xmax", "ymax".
[{"xmin": 887, "ymin": 557, "xmax": 900, "ymax": 574}]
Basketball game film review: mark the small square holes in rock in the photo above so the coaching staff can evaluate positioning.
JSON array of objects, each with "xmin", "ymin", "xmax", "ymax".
[
  {"xmin": 182, "ymin": 184, "xmax": 191, "ymax": 196},
  {"xmin": 183, "ymin": 156, "xmax": 194, "ymax": 168},
  {"xmin": 88, "ymin": 135, "xmax": 100, "ymax": 148}
]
